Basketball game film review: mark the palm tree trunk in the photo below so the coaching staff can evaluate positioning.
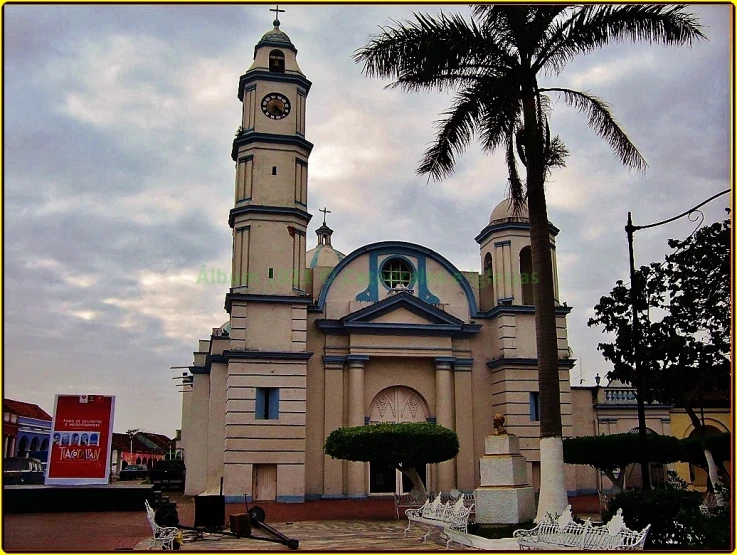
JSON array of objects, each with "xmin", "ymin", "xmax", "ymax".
[{"xmin": 521, "ymin": 79, "xmax": 568, "ymax": 522}]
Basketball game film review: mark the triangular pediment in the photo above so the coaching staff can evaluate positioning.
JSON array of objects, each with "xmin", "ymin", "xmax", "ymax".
[{"xmin": 342, "ymin": 292, "xmax": 465, "ymax": 326}]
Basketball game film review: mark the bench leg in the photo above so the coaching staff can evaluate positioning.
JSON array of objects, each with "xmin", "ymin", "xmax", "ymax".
[
  {"xmin": 404, "ymin": 520, "xmax": 413, "ymax": 537},
  {"xmin": 421, "ymin": 526, "xmax": 433, "ymax": 541}
]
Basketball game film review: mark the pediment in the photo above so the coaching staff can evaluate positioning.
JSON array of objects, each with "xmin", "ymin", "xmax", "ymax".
[
  {"xmin": 369, "ymin": 307, "xmax": 434, "ymax": 325},
  {"xmin": 342, "ymin": 292, "xmax": 465, "ymax": 326},
  {"xmin": 316, "ymin": 292, "xmax": 481, "ymax": 337}
]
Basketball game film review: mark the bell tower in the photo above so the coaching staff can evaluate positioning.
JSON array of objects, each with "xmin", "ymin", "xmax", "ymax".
[
  {"xmin": 222, "ymin": 11, "xmax": 313, "ymax": 503},
  {"xmin": 230, "ymin": 12, "xmax": 312, "ymax": 295}
]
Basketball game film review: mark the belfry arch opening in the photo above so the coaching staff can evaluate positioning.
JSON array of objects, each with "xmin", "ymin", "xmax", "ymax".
[
  {"xmin": 483, "ymin": 252, "xmax": 493, "ymax": 281},
  {"xmin": 269, "ymin": 50, "xmax": 285, "ymax": 73}
]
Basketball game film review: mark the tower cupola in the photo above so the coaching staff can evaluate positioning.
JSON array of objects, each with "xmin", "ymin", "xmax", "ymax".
[{"xmin": 306, "ymin": 208, "xmax": 345, "ymax": 269}]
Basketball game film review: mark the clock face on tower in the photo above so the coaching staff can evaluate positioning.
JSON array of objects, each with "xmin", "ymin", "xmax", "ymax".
[{"xmin": 261, "ymin": 93, "xmax": 291, "ymax": 120}]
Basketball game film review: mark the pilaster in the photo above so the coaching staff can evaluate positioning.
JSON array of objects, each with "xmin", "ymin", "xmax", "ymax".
[
  {"xmin": 346, "ymin": 355, "xmax": 368, "ymax": 497},
  {"xmin": 434, "ymin": 357, "xmax": 456, "ymax": 491}
]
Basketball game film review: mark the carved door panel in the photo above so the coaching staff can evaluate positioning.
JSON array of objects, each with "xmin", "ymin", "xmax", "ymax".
[{"xmin": 369, "ymin": 386, "xmax": 428, "ymax": 424}]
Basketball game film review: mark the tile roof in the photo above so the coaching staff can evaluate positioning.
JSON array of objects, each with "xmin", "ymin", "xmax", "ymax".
[
  {"xmin": 3, "ymin": 399, "xmax": 52, "ymax": 421},
  {"xmin": 110, "ymin": 432, "xmax": 173, "ymax": 454}
]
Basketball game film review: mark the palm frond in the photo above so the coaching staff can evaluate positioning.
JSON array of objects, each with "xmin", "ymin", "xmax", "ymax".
[
  {"xmin": 505, "ymin": 125, "xmax": 525, "ymax": 208},
  {"xmin": 535, "ymin": 5, "xmax": 706, "ymax": 75},
  {"xmin": 354, "ymin": 11, "xmax": 516, "ymax": 91},
  {"xmin": 475, "ymin": 75, "xmax": 523, "ymax": 154},
  {"xmin": 545, "ymin": 136, "xmax": 569, "ymax": 173},
  {"xmin": 540, "ymin": 87, "xmax": 647, "ymax": 172},
  {"xmin": 417, "ymin": 87, "xmax": 484, "ymax": 181}
]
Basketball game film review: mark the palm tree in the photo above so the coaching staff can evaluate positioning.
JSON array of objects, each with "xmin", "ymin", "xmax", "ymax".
[{"xmin": 355, "ymin": 5, "xmax": 704, "ymax": 521}]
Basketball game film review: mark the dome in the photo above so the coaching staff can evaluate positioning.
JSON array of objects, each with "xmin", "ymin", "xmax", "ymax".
[
  {"xmin": 489, "ymin": 198, "xmax": 528, "ymax": 223},
  {"xmin": 307, "ymin": 243, "xmax": 345, "ymax": 269},
  {"xmin": 256, "ymin": 23, "xmax": 295, "ymax": 50}
]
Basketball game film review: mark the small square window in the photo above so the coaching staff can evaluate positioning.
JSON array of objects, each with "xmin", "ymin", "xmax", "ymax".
[
  {"xmin": 255, "ymin": 388, "xmax": 279, "ymax": 420},
  {"xmin": 530, "ymin": 392, "xmax": 540, "ymax": 422},
  {"xmin": 272, "ymin": 166, "xmax": 277, "ymax": 175}
]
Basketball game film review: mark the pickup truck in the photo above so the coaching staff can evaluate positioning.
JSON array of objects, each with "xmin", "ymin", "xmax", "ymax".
[{"xmin": 150, "ymin": 459, "xmax": 186, "ymax": 490}]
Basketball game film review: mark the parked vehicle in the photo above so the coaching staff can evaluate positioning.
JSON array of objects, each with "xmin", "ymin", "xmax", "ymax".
[
  {"xmin": 150, "ymin": 459, "xmax": 186, "ymax": 490},
  {"xmin": 3, "ymin": 457, "xmax": 45, "ymax": 485},
  {"xmin": 119, "ymin": 464, "xmax": 149, "ymax": 481}
]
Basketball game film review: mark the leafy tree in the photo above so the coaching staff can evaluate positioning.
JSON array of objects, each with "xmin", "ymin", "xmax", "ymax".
[
  {"xmin": 563, "ymin": 433, "xmax": 683, "ymax": 492},
  {"xmin": 563, "ymin": 432, "xmax": 730, "ymax": 493},
  {"xmin": 355, "ymin": 5, "xmax": 704, "ymax": 520},
  {"xmin": 589, "ymin": 218, "xmax": 731, "ymax": 498},
  {"xmin": 324, "ymin": 423, "xmax": 459, "ymax": 494}
]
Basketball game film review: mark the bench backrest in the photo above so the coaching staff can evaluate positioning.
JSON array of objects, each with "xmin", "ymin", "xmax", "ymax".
[
  {"xmin": 144, "ymin": 499, "xmax": 157, "ymax": 530},
  {"xmin": 421, "ymin": 494, "xmax": 443, "ymax": 519}
]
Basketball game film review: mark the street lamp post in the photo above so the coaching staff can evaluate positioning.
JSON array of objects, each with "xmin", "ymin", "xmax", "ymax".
[{"xmin": 625, "ymin": 189, "xmax": 730, "ymax": 490}]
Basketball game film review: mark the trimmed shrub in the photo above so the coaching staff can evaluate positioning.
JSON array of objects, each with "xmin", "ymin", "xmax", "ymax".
[
  {"xmin": 679, "ymin": 432, "xmax": 730, "ymax": 467},
  {"xmin": 324, "ymin": 422, "xmax": 459, "ymax": 467}
]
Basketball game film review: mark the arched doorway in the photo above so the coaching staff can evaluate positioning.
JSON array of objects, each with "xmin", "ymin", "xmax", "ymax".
[
  {"xmin": 17, "ymin": 436, "xmax": 28, "ymax": 458},
  {"xmin": 367, "ymin": 386, "xmax": 430, "ymax": 494}
]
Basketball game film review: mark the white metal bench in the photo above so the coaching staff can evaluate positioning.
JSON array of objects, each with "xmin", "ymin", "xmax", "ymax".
[
  {"xmin": 394, "ymin": 489, "xmax": 474, "ymax": 520},
  {"xmin": 145, "ymin": 499, "xmax": 180, "ymax": 550},
  {"xmin": 394, "ymin": 492, "xmax": 429, "ymax": 520},
  {"xmin": 405, "ymin": 493, "xmax": 475, "ymax": 548},
  {"xmin": 514, "ymin": 505, "xmax": 650, "ymax": 550}
]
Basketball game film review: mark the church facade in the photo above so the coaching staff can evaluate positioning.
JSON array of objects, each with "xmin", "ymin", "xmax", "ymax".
[{"xmin": 178, "ymin": 20, "xmax": 691, "ymax": 503}]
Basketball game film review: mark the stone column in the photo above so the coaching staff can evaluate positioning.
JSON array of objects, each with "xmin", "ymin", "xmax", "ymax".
[
  {"xmin": 435, "ymin": 357, "xmax": 456, "ymax": 491},
  {"xmin": 346, "ymin": 355, "xmax": 368, "ymax": 497}
]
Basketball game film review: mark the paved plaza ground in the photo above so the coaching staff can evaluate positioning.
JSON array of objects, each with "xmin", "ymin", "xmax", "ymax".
[{"xmin": 1, "ymin": 493, "xmax": 600, "ymax": 551}]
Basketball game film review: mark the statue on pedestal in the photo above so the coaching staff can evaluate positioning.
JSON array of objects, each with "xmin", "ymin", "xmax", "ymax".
[{"xmin": 492, "ymin": 413, "xmax": 507, "ymax": 436}]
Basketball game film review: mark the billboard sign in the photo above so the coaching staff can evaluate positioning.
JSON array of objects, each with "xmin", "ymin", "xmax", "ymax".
[{"xmin": 45, "ymin": 395, "xmax": 115, "ymax": 485}]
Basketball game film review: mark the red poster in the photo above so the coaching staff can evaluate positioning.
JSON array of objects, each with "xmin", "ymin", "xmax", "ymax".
[{"xmin": 45, "ymin": 395, "xmax": 115, "ymax": 485}]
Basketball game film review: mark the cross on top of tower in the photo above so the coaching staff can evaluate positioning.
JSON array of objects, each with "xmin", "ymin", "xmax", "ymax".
[
  {"xmin": 319, "ymin": 207, "xmax": 332, "ymax": 226},
  {"xmin": 270, "ymin": 5, "xmax": 285, "ymax": 28}
]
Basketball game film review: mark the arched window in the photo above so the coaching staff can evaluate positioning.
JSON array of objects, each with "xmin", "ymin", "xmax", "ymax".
[
  {"xmin": 40, "ymin": 438, "xmax": 48, "ymax": 451},
  {"xmin": 136, "ymin": 456, "xmax": 142, "ymax": 465},
  {"xmin": 30, "ymin": 437, "xmax": 39, "ymax": 452},
  {"xmin": 269, "ymin": 50, "xmax": 285, "ymax": 73},
  {"xmin": 520, "ymin": 246, "xmax": 534, "ymax": 305}
]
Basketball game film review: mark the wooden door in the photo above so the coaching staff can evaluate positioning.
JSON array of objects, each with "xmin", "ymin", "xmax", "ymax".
[{"xmin": 252, "ymin": 464, "xmax": 277, "ymax": 501}]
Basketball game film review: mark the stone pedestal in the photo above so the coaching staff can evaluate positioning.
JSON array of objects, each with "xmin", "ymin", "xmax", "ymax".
[{"xmin": 474, "ymin": 434, "xmax": 535, "ymax": 524}]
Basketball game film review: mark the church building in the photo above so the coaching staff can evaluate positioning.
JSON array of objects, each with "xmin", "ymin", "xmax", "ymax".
[{"xmin": 180, "ymin": 17, "xmax": 602, "ymax": 503}]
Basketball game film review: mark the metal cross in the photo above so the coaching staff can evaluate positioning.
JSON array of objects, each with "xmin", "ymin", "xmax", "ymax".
[
  {"xmin": 270, "ymin": 5, "xmax": 285, "ymax": 23},
  {"xmin": 319, "ymin": 207, "xmax": 331, "ymax": 226}
]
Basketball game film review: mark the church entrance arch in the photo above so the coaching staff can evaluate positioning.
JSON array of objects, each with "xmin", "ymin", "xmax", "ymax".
[{"xmin": 367, "ymin": 386, "xmax": 430, "ymax": 495}]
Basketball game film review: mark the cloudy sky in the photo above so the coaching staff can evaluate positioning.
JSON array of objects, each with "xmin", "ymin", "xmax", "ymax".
[{"xmin": 3, "ymin": 4, "xmax": 732, "ymax": 437}]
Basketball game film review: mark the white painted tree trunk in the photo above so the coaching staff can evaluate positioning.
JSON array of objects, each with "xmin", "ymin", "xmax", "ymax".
[
  {"xmin": 535, "ymin": 436, "xmax": 568, "ymax": 523},
  {"xmin": 703, "ymin": 448, "xmax": 725, "ymax": 507},
  {"xmin": 399, "ymin": 466, "xmax": 426, "ymax": 495}
]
